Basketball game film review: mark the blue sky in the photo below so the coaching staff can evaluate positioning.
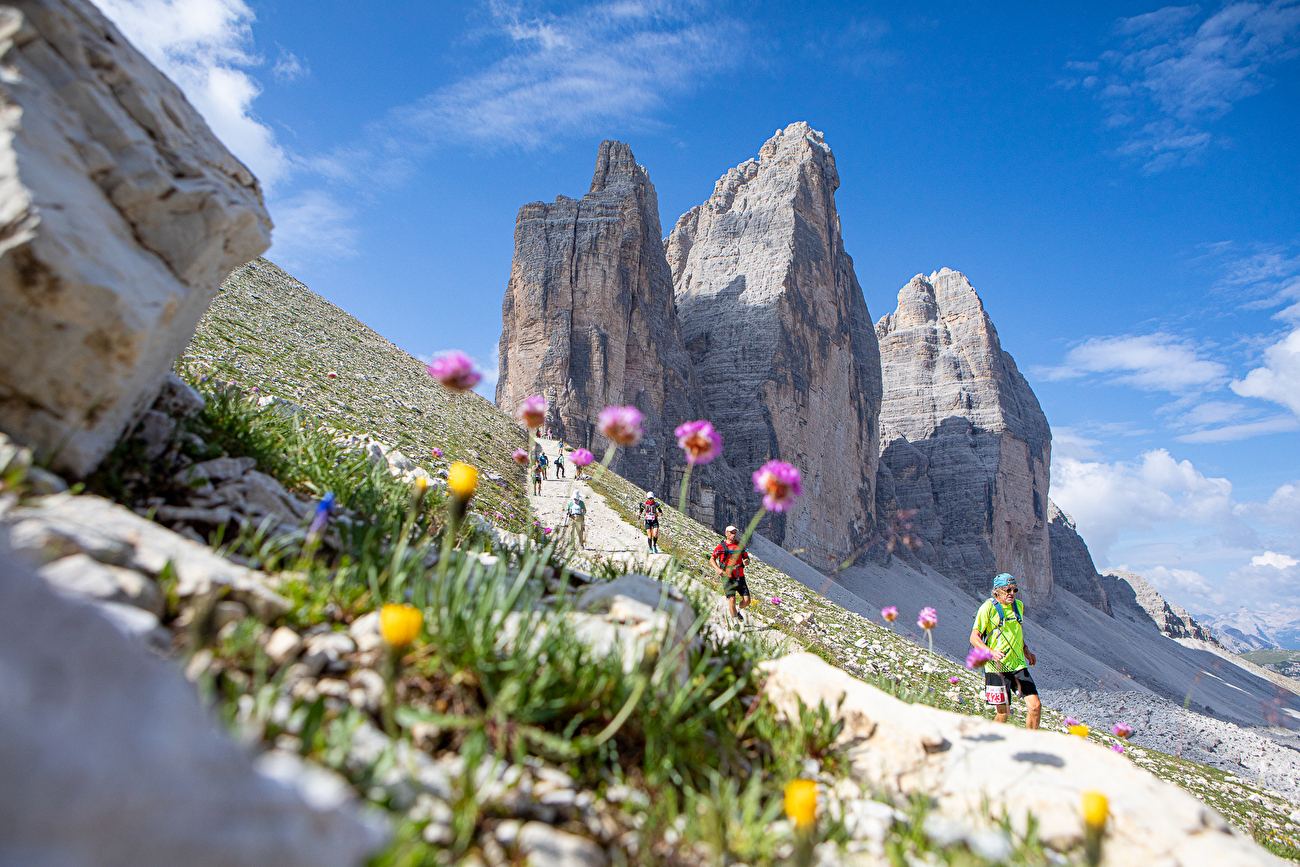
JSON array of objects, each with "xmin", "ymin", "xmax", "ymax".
[{"xmin": 95, "ymin": 0, "xmax": 1300, "ymax": 620}]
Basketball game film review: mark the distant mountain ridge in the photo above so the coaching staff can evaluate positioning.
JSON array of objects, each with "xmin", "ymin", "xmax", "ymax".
[{"xmin": 1200, "ymin": 607, "xmax": 1300, "ymax": 652}]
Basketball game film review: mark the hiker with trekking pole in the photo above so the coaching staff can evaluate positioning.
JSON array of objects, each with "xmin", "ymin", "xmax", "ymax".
[{"xmin": 969, "ymin": 572, "xmax": 1040, "ymax": 729}]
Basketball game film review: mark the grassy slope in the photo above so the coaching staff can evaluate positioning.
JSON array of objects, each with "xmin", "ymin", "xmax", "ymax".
[
  {"xmin": 183, "ymin": 258, "xmax": 531, "ymax": 535},
  {"xmin": 179, "ymin": 258, "xmax": 1298, "ymax": 861}
]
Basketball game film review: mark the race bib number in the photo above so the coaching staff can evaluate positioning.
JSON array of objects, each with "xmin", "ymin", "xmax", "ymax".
[{"xmin": 984, "ymin": 681, "xmax": 1008, "ymax": 706}]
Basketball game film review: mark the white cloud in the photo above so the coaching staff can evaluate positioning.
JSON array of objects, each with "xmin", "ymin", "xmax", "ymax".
[
  {"xmin": 1235, "ymin": 481, "xmax": 1300, "ymax": 531},
  {"xmin": 1231, "ymin": 327, "xmax": 1300, "ymax": 414},
  {"xmin": 1143, "ymin": 564, "xmax": 1221, "ymax": 604},
  {"xmin": 1252, "ymin": 551, "xmax": 1299, "ymax": 568},
  {"xmin": 1035, "ymin": 333, "xmax": 1228, "ymax": 392},
  {"xmin": 389, "ymin": 1, "xmax": 745, "ymax": 150},
  {"xmin": 1052, "ymin": 427, "xmax": 1104, "ymax": 460},
  {"xmin": 94, "ymin": 0, "xmax": 289, "ymax": 187},
  {"xmin": 1175, "ymin": 413, "xmax": 1300, "ymax": 442},
  {"xmin": 265, "ymin": 190, "xmax": 358, "ymax": 268},
  {"xmin": 1065, "ymin": 1, "xmax": 1300, "ymax": 172},
  {"xmin": 273, "ymin": 49, "xmax": 309, "ymax": 83},
  {"xmin": 1050, "ymin": 449, "xmax": 1234, "ymax": 563}
]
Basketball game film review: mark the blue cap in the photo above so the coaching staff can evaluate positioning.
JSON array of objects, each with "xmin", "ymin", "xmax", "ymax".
[{"xmin": 993, "ymin": 573, "xmax": 1018, "ymax": 588}]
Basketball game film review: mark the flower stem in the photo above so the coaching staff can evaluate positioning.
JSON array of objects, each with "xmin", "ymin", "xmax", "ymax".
[
  {"xmin": 592, "ymin": 443, "xmax": 618, "ymax": 484},
  {"xmin": 722, "ymin": 507, "xmax": 767, "ymax": 582}
]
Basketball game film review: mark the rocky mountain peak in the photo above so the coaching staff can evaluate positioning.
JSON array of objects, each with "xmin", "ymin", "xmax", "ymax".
[
  {"xmin": 496, "ymin": 140, "xmax": 744, "ymax": 528},
  {"xmin": 875, "ymin": 269, "xmax": 1053, "ymax": 604},
  {"xmin": 666, "ymin": 122, "xmax": 882, "ymax": 565}
]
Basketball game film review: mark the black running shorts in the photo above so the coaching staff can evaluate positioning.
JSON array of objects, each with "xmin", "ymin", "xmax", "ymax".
[
  {"xmin": 724, "ymin": 574, "xmax": 749, "ymax": 599},
  {"xmin": 984, "ymin": 668, "xmax": 1037, "ymax": 703},
  {"xmin": 644, "ymin": 519, "xmax": 659, "ymax": 530}
]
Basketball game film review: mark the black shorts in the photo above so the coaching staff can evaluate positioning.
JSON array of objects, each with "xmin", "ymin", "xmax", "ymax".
[
  {"xmin": 985, "ymin": 669, "xmax": 1037, "ymax": 703},
  {"xmin": 644, "ymin": 519, "xmax": 659, "ymax": 529},
  {"xmin": 724, "ymin": 574, "xmax": 749, "ymax": 599}
]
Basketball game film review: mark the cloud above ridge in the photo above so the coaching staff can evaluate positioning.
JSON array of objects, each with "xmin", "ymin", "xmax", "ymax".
[{"xmin": 1061, "ymin": 1, "xmax": 1300, "ymax": 173}]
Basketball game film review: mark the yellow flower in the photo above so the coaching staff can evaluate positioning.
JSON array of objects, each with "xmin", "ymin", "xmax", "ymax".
[
  {"xmin": 380, "ymin": 603, "xmax": 424, "ymax": 649},
  {"xmin": 784, "ymin": 779, "xmax": 818, "ymax": 830},
  {"xmin": 1068, "ymin": 723, "xmax": 1091, "ymax": 738},
  {"xmin": 447, "ymin": 462, "xmax": 478, "ymax": 500},
  {"xmin": 1081, "ymin": 791, "xmax": 1108, "ymax": 830}
]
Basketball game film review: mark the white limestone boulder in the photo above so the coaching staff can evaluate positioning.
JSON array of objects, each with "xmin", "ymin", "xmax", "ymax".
[
  {"xmin": 760, "ymin": 652, "xmax": 1283, "ymax": 866},
  {"xmin": 0, "ymin": 0, "xmax": 271, "ymax": 477},
  {"xmin": 0, "ymin": 543, "xmax": 385, "ymax": 866}
]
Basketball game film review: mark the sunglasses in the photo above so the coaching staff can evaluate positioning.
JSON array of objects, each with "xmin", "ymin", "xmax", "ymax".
[{"xmin": 998, "ymin": 586, "xmax": 1019, "ymax": 594}]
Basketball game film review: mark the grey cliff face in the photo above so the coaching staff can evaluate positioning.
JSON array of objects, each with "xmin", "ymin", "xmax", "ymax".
[
  {"xmin": 1103, "ymin": 570, "xmax": 1220, "ymax": 645},
  {"xmin": 1047, "ymin": 499, "xmax": 1110, "ymax": 614},
  {"xmin": 875, "ymin": 269, "xmax": 1053, "ymax": 605},
  {"xmin": 667, "ymin": 122, "xmax": 883, "ymax": 565},
  {"xmin": 496, "ymin": 141, "xmax": 741, "ymax": 527}
]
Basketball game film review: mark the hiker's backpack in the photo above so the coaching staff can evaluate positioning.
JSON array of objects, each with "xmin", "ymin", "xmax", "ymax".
[{"xmin": 641, "ymin": 499, "xmax": 659, "ymax": 519}]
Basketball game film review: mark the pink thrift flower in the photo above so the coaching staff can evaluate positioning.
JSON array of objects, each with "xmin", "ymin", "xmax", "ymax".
[
  {"xmin": 966, "ymin": 647, "xmax": 994, "ymax": 668},
  {"xmin": 431, "ymin": 447, "xmax": 443, "ymax": 458},
  {"xmin": 1063, "ymin": 717, "xmax": 1081, "ymax": 728},
  {"xmin": 542, "ymin": 527, "xmax": 552, "ymax": 534},
  {"xmin": 949, "ymin": 675, "xmax": 960, "ymax": 685},
  {"xmin": 598, "ymin": 405, "xmax": 644, "ymax": 447},
  {"xmin": 917, "ymin": 607, "xmax": 938, "ymax": 630},
  {"xmin": 752, "ymin": 460, "xmax": 803, "ymax": 512},
  {"xmin": 427, "ymin": 351, "xmax": 482, "ymax": 392},
  {"xmin": 326, "ymin": 371, "xmax": 338, "ymax": 379},
  {"xmin": 1111, "ymin": 722, "xmax": 1133, "ymax": 739},
  {"xmin": 1111, "ymin": 744, "xmax": 1125, "ymax": 754},
  {"xmin": 770, "ymin": 597, "xmax": 782, "ymax": 606},
  {"xmin": 517, "ymin": 395, "xmax": 546, "ymax": 429},
  {"xmin": 570, "ymin": 448, "xmax": 595, "ymax": 467},
  {"xmin": 513, "ymin": 449, "xmax": 528, "ymax": 465},
  {"xmin": 675, "ymin": 420, "xmax": 722, "ymax": 465},
  {"xmin": 881, "ymin": 606, "xmax": 898, "ymax": 623}
]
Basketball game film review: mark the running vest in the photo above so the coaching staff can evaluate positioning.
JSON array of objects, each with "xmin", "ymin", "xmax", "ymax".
[{"xmin": 641, "ymin": 499, "xmax": 660, "ymax": 519}]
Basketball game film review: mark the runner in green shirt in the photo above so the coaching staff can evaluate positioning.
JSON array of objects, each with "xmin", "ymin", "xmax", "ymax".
[{"xmin": 969, "ymin": 573, "xmax": 1041, "ymax": 729}]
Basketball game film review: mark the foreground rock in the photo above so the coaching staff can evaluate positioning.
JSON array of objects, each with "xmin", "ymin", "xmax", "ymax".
[
  {"xmin": 0, "ymin": 545, "xmax": 384, "ymax": 866},
  {"xmin": 762, "ymin": 652, "xmax": 1283, "ymax": 866},
  {"xmin": 668, "ymin": 122, "xmax": 883, "ymax": 563},
  {"xmin": 0, "ymin": 0, "xmax": 271, "ymax": 477},
  {"xmin": 496, "ymin": 141, "xmax": 741, "ymax": 528},
  {"xmin": 875, "ymin": 269, "xmax": 1053, "ymax": 604}
]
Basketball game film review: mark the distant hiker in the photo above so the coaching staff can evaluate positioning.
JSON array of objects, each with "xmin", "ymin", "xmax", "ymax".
[
  {"xmin": 546, "ymin": 426, "xmax": 552, "ymax": 439},
  {"xmin": 638, "ymin": 493, "xmax": 662, "ymax": 553},
  {"xmin": 536, "ymin": 451, "xmax": 549, "ymax": 479},
  {"xmin": 565, "ymin": 490, "xmax": 587, "ymax": 549},
  {"xmin": 713, "ymin": 525, "xmax": 752, "ymax": 623},
  {"xmin": 970, "ymin": 573, "xmax": 1040, "ymax": 729},
  {"xmin": 554, "ymin": 448, "xmax": 566, "ymax": 478},
  {"xmin": 532, "ymin": 461, "xmax": 543, "ymax": 496}
]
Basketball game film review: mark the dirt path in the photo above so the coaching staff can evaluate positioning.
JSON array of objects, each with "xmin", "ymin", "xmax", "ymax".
[{"xmin": 527, "ymin": 439, "xmax": 784, "ymax": 647}]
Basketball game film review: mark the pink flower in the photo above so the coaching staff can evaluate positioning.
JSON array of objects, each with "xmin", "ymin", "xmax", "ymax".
[
  {"xmin": 598, "ymin": 405, "xmax": 644, "ymax": 447},
  {"xmin": 517, "ymin": 395, "xmax": 546, "ymax": 429},
  {"xmin": 949, "ymin": 675, "xmax": 960, "ymax": 685},
  {"xmin": 1063, "ymin": 717, "xmax": 1081, "ymax": 727},
  {"xmin": 966, "ymin": 647, "xmax": 994, "ymax": 668},
  {"xmin": 326, "ymin": 371, "xmax": 338, "ymax": 379},
  {"xmin": 675, "ymin": 420, "xmax": 722, "ymax": 465},
  {"xmin": 752, "ymin": 460, "xmax": 803, "ymax": 512},
  {"xmin": 770, "ymin": 597, "xmax": 782, "ymax": 606},
  {"xmin": 427, "ymin": 351, "xmax": 482, "ymax": 392},
  {"xmin": 431, "ymin": 447, "xmax": 443, "ymax": 459},
  {"xmin": 1111, "ymin": 744, "xmax": 1125, "ymax": 754},
  {"xmin": 881, "ymin": 606, "xmax": 898, "ymax": 623},
  {"xmin": 1111, "ymin": 723, "xmax": 1133, "ymax": 739},
  {"xmin": 917, "ymin": 607, "xmax": 938, "ymax": 630},
  {"xmin": 542, "ymin": 527, "xmax": 552, "ymax": 534},
  {"xmin": 513, "ymin": 449, "xmax": 528, "ymax": 465},
  {"xmin": 570, "ymin": 448, "xmax": 595, "ymax": 467}
]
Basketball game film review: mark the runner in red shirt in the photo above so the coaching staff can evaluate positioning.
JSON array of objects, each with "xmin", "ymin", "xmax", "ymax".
[{"xmin": 712, "ymin": 525, "xmax": 751, "ymax": 623}]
